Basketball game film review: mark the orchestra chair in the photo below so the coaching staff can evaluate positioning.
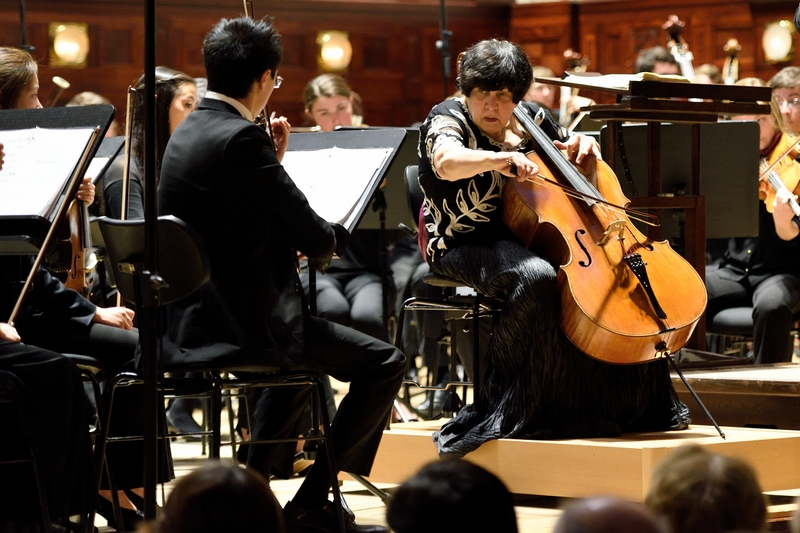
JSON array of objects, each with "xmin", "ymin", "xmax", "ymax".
[
  {"xmin": 706, "ymin": 306, "xmax": 800, "ymax": 360},
  {"xmin": 0, "ymin": 370, "xmax": 53, "ymax": 533},
  {"xmin": 393, "ymin": 165, "xmax": 502, "ymax": 420},
  {"xmin": 96, "ymin": 215, "xmax": 344, "ymax": 533}
]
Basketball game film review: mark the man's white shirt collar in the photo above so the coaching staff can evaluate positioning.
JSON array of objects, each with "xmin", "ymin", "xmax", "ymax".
[{"xmin": 205, "ymin": 91, "xmax": 254, "ymax": 122}]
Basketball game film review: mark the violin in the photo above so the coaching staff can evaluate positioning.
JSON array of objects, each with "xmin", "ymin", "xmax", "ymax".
[
  {"xmin": 502, "ymin": 106, "xmax": 706, "ymax": 364},
  {"xmin": 59, "ymin": 199, "xmax": 95, "ymax": 297},
  {"xmin": 759, "ymin": 133, "xmax": 800, "ymax": 217}
]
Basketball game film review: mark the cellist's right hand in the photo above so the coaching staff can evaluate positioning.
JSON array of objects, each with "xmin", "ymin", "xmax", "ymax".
[{"xmin": 500, "ymin": 151, "xmax": 538, "ymax": 182}]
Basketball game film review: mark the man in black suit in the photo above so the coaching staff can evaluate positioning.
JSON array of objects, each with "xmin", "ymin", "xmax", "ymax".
[{"xmin": 158, "ymin": 16, "xmax": 405, "ymax": 533}]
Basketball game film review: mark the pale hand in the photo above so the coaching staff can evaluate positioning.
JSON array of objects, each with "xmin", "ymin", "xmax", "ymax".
[
  {"xmin": 93, "ymin": 306, "xmax": 135, "ymax": 330},
  {"xmin": 76, "ymin": 176, "xmax": 95, "ymax": 206},
  {"xmin": 270, "ymin": 115, "xmax": 291, "ymax": 162},
  {"xmin": 501, "ymin": 152, "xmax": 539, "ymax": 183},
  {"xmin": 0, "ymin": 322, "xmax": 21, "ymax": 343}
]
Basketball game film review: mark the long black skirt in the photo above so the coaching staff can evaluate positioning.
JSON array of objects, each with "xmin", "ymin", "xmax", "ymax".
[{"xmin": 429, "ymin": 239, "xmax": 690, "ymax": 458}]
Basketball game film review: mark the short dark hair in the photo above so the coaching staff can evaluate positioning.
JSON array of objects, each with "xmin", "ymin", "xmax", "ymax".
[
  {"xmin": 386, "ymin": 460, "xmax": 518, "ymax": 533},
  {"xmin": 635, "ymin": 46, "xmax": 678, "ymax": 73},
  {"xmin": 203, "ymin": 17, "xmax": 281, "ymax": 98},
  {"xmin": 457, "ymin": 39, "xmax": 533, "ymax": 103},
  {"xmin": 153, "ymin": 463, "xmax": 284, "ymax": 533}
]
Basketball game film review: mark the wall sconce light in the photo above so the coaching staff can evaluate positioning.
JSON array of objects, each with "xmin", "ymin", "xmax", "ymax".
[
  {"xmin": 762, "ymin": 20, "xmax": 795, "ymax": 63},
  {"xmin": 317, "ymin": 30, "xmax": 352, "ymax": 72},
  {"xmin": 49, "ymin": 22, "xmax": 89, "ymax": 68}
]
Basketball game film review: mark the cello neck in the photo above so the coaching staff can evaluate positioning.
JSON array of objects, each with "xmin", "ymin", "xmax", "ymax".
[{"xmin": 512, "ymin": 105, "xmax": 602, "ymax": 205}]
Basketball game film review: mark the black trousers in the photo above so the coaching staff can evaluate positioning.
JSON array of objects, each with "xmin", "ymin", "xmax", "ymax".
[
  {"xmin": 246, "ymin": 316, "xmax": 405, "ymax": 482},
  {"xmin": 0, "ymin": 342, "xmax": 93, "ymax": 521},
  {"xmin": 706, "ymin": 269, "xmax": 800, "ymax": 364},
  {"xmin": 24, "ymin": 322, "xmax": 173, "ymax": 488}
]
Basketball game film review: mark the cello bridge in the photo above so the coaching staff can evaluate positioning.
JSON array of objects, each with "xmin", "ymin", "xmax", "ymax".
[{"xmin": 596, "ymin": 220, "xmax": 626, "ymax": 246}]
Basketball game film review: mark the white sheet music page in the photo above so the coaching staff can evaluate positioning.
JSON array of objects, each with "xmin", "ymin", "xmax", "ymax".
[
  {"xmin": 0, "ymin": 126, "xmax": 95, "ymax": 218},
  {"xmin": 282, "ymin": 146, "xmax": 392, "ymax": 228}
]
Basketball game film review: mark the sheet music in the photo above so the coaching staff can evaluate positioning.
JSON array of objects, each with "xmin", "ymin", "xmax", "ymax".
[
  {"xmin": 282, "ymin": 146, "xmax": 393, "ymax": 227},
  {"xmin": 0, "ymin": 127, "xmax": 95, "ymax": 217},
  {"xmin": 560, "ymin": 72, "xmax": 691, "ymax": 91}
]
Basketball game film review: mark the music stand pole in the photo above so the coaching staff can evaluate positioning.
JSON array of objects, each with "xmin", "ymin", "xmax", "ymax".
[
  {"xmin": 435, "ymin": 0, "xmax": 452, "ymax": 100},
  {"xmin": 141, "ymin": 0, "xmax": 159, "ymax": 520}
]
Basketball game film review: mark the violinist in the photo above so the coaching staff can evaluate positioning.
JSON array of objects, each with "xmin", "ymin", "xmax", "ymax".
[
  {"xmin": 0, "ymin": 46, "xmax": 171, "ymax": 530},
  {"xmin": 768, "ymin": 67, "xmax": 800, "ymax": 137},
  {"xmin": 706, "ymin": 77, "xmax": 800, "ymax": 365},
  {"xmin": 102, "ymin": 66, "xmax": 197, "ymax": 219},
  {"xmin": 158, "ymin": 17, "xmax": 404, "ymax": 533},
  {"xmin": 419, "ymin": 39, "xmax": 690, "ymax": 458}
]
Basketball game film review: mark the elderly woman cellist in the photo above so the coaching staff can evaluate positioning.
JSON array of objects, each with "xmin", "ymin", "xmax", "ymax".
[
  {"xmin": 418, "ymin": 39, "xmax": 690, "ymax": 457},
  {"xmin": 707, "ymin": 78, "xmax": 800, "ymax": 365}
]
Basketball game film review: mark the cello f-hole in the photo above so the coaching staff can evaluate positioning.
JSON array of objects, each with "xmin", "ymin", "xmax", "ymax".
[{"xmin": 575, "ymin": 229, "xmax": 592, "ymax": 267}]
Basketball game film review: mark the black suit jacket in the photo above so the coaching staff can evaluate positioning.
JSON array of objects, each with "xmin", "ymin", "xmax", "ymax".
[{"xmin": 158, "ymin": 98, "xmax": 336, "ymax": 368}]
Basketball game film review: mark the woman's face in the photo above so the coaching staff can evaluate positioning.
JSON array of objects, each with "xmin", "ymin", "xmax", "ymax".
[
  {"xmin": 309, "ymin": 95, "xmax": 353, "ymax": 132},
  {"xmin": 737, "ymin": 114, "xmax": 779, "ymax": 152},
  {"xmin": 14, "ymin": 73, "xmax": 42, "ymax": 109},
  {"xmin": 465, "ymin": 87, "xmax": 517, "ymax": 140},
  {"xmin": 168, "ymin": 82, "xmax": 197, "ymax": 134}
]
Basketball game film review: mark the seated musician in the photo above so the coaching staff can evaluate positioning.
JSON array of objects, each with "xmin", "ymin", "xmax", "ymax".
[
  {"xmin": 102, "ymin": 66, "xmax": 197, "ymax": 219},
  {"xmin": 635, "ymin": 46, "xmax": 681, "ymax": 75},
  {"xmin": 158, "ymin": 17, "xmax": 404, "ymax": 533},
  {"xmin": 418, "ymin": 39, "xmax": 689, "ymax": 457},
  {"xmin": 769, "ymin": 66, "xmax": 800, "ymax": 137},
  {"xmin": 707, "ymin": 78, "xmax": 800, "ymax": 365},
  {"xmin": 0, "ymin": 45, "xmax": 172, "ymax": 530}
]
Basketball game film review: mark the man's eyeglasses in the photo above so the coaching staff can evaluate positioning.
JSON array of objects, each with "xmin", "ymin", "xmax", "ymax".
[
  {"xmin": 274, "ymin": 76, "xmax": 283, "ymax": 89},
  {"xmin": 776, "ymin": 96, "xmax": 800, "ymax": 109}
]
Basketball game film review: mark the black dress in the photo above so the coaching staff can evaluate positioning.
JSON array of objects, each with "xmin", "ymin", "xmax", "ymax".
[{"xmin": 419, "ymin": 98, "xmax": 690, "ymax": 457}]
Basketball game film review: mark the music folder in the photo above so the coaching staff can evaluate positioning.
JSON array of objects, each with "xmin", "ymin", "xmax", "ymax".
[
  {"xmin": 283, "ymin": 128, "xmax": 407, "ymax": 234},
  {"xmin": 0, "ymin": 105, "xmax": 114, "ymax": 254}
]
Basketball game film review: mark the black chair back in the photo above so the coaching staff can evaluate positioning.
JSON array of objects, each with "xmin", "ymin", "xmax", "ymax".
[
  {"xmin": 97, "ymin": 216, "xmax": 210, "ymax": 306},
  {"xmin": 403, "ymin": 165, "xmax": 422, "ymax": 233}
]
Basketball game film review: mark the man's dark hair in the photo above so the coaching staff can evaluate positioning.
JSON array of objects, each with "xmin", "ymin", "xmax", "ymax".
[
  {"xmin": 635, "ymin": 46, "xmax": 678, "ymax": 73},
  {"xmin": 203, "ymin": 17, "xmax": 281, "ymax": 98},
  {"xmin": 386, "ymin": 460, "xmax": 518, "ymax": 533},
  {"xmin": 457, "ymin": 39, "xmax": 533, "ymax": 103}
]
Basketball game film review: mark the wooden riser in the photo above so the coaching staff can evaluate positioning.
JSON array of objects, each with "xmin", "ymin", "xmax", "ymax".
[{"xmin": 368, "ymin": 421, "xmax": 800, "ymax": 501}]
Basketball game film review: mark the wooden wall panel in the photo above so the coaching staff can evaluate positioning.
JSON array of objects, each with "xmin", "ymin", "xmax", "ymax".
[
  {"xmin": 511, "ymin": 0, "xmax": 800, "ymax": 105},
  {"xmin": 0, "ymin": 1, "xmax": 509, "ymax": 128}
]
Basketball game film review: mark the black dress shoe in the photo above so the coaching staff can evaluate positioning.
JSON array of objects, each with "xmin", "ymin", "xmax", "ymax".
[
  {"xmin": 96, "ymin": 496, "xmax": 144, "ymax": 532},
  {"xmin": 283, "ymin": 500, "xmax": 388, "ymax": 533}
]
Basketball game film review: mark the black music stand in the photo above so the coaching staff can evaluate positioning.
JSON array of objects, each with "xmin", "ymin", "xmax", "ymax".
[
  {"xmin": 0, "ymin": 105, "xmax": 115, "ymax": 255},
  {"xmin": 284, "ymin": 127, "xmax": 406, "ymax": 502}
]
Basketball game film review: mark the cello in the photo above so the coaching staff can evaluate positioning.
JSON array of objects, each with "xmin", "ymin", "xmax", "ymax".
[{"xmin": 502, "ymin": 106, "xmax": 707, "ymax": 364}]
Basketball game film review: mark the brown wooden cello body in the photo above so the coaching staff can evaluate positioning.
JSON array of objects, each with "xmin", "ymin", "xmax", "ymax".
[{"xmin": 502, "ymin": 108, "xmax": 706, "ymax": 365}]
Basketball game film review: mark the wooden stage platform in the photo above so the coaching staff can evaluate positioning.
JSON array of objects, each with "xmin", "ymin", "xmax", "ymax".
[
  {"xmin": 672, "ymin": 363, "xmax": 800, "ymax": 430},
  {"xmin": 368, "ymin": 421, "xmax": 800, "ymax": 501}
]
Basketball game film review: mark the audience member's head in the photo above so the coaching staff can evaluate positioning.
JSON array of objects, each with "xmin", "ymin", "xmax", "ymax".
[
  {"xmin": 524, "ymin": 65, "xmax": 557, "ymax": 109},
  {"xmin": 386, "ymin": 460, "xmax": 518, "ymax": 533},
  {"xmin": 769, "ymin": 66, "xmax": 800, "ymax": 135},
  {"xmin": 0, "ymin": 46, "xmax": 41, "ymax": 109},
  {"xmin": 553, "ymin": 496, "xmax": 668, "ymax": 533},
  {"xmin": 693, "ymin": 63, "xmax": 722, "ymax": 84},
  {"xmin": 303, "ymin": 73, "xmax": 357, "ymax": 131},
  {"xmin": 635, "ymin": 46, "xmax": 680, "ymax": 75},
  {"xmin": 142, "ymin": 463, "xmax": 284, "ymax": 533},
  {"xmin": 645, "ymin": 444, "xmax": 767, "ymax": 533}
]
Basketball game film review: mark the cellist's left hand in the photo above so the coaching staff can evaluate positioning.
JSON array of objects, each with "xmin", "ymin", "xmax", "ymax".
[
  {"xmin": 76, "ymin": 176, "xmax": 95, "ymax": 206},
  {"xmin": 270, "ymin": 114, "xmax": 291, "ymax": 162},
  {"xmin": 555, "ymin": 133, "xmax": 603, "ymax": 187}
]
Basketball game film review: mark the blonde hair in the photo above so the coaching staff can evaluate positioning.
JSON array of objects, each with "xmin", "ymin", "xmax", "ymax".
[
  {"xmin": 735, "ymin": 77, "xmax": 786, "ymax": 133},
  {"xmin": 0, "ymin": 47, "xmax": 37, "ymax": 109},
  {"xmin": 303, "ymin": 73, "xmax": 351, "ymax": 111}
]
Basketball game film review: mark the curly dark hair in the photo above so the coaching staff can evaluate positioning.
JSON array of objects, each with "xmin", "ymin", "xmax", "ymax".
[{"xmin": 456, "ymin": 39, "xmax": 533, "ymax": 103}]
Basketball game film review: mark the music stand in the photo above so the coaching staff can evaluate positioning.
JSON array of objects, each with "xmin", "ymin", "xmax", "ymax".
[{"xmin": 0, "ymin": 105, "xmax": 115, "ymax": 255}]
